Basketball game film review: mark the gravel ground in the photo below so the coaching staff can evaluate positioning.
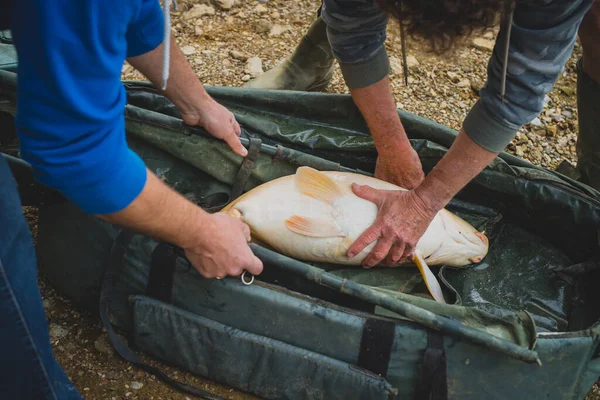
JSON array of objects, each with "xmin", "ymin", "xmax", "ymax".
[{"xmin": 26, "ymin": 0, "xmax": 597, "ymax": 398}]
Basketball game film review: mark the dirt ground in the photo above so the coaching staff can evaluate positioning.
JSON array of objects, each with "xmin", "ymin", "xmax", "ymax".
[{"xmin": 21, "ymin": 0, "xmax": 598, "ymax": 398}]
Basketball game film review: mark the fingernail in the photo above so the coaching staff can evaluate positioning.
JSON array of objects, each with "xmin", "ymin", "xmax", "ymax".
[{"xmin": 347, "ymin": 252, "xmax": 355, "ymax": 258}]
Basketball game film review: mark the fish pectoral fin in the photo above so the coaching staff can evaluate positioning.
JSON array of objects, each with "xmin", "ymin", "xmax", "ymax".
[
  {"xmin": 295, "ymin": 166, "xmax": 345, "ymax": 205},
  {"xmin": 285, "ymin": 215, "xmax": 346, "ymax": 238},
  {"xmin": 413, "ymin": 250, "xmax": 447, "ymax": 304}
]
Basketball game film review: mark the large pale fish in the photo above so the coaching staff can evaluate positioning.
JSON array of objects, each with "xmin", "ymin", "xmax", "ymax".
[{"xmin": 221, "ymin": 166, "xmax": 489, "ymax": 303}]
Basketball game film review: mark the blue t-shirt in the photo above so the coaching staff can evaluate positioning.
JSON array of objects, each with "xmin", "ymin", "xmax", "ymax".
[{"xmin": 8, "ymin": 0, "xmax": 164, "ymax": 214}]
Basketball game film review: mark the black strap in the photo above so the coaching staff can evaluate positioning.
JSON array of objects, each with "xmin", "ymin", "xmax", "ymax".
[
  {"xmin": 98, "ymin": 230, "xmax": 228, "ymax": 400},
  {"xmin": 415, "ymin": 332, "xmax": 448, "ymax": 400},
  {"xmin": 357, "ymin": 318, "xmax": 395, "ymax": 378},
  {"xmin": 146, "ymin": 243, "xmax": 178, "ymax": 303},
  {"xmin": 230, "ymin": 137, "xmax": 261, "ymax": 199}
]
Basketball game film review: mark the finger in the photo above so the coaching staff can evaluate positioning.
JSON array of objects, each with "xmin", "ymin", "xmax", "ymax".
[
  {"xmin": 401, "ymin": 243, "xmax": 415, "ymax": 261},
  {"xmin": 232, "ymin": 117, "xmax": 241, "ymax": 136},
  {"xmin": 351, "ymin": 183, "xmax": 381, "ymax": 204},
  {"xmin": 223, "ymin": 132, "xmax": 248, "ymax": 157},
  {"xmin": 347, "ymin": 224, "xmax": 381, "ymax": 258},
  {"xmin": 240, "ymin": 223, "xmax": 251, "ymax": 241},
  {"xmin": 245, "ymin": 254, "xmax": 264, "ymax": 275},
  {"xmin": 362, "ymin": 236, "xmax": 393, "ymax": 268},
  {"xmin": 384, "ymin": 242, "xmax": 406, "ymax": 265}
]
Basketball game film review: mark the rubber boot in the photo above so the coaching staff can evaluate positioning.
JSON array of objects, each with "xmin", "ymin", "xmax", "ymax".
[
  {"xmin": 243, "ymin": 17, "xmax": 335, "ymax": 91},
  {"xmin": 576, "ymin": 57, "xmax": 600, "ymax": 190}
]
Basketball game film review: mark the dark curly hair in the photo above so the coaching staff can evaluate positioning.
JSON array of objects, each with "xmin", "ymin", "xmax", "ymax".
[{"xmin": 376, "ymin": 0, "xmax": 515, "ymax": 54}]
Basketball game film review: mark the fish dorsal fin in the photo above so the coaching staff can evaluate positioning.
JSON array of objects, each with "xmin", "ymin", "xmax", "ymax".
[
  {"xmin": 295, "ymin": 166, "xmax": 345, "ymax": 205},
  {"xmin": 285, "ymin": 215, "xmax": 346, "ymax": 238},
  {"xmin": 412, "ymin": 251, "xmax": 447, "ymax": 304}
]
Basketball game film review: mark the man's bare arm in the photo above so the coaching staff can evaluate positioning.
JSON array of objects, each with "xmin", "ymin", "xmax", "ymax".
[
  {"xmin": 350, "ymin": 76, "xmax": 424, "ymax": 189},
  {"xmin": 127, "ymin": 35, "xmax": 248, "ymax": 157}
]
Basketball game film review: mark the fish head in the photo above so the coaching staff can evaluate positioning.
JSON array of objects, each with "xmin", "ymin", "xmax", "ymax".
[{"xmin": 424, "ymin": 211, "xmax": 490, "ymax": 266}]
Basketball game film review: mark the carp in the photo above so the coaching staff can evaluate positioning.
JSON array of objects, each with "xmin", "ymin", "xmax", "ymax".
[{"xmin": 221, "ymin": 166, "xmax": 489, "ymax": 304}]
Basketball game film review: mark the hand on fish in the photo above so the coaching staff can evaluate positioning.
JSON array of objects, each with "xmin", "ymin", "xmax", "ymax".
[
  {"xmin": 183, "ymin": 213, "xmax": 263, "ymax": 279},
  {"xmin": 180, "ymin": 96, "xmax": 248, "ymax": 158},
  {"xmin": 374, "ymin": 148, "xmax": 425, "ymax": 190},
  {"xmin": 347, "ymin": 184, "xmax": 438, "ymax": 268}
]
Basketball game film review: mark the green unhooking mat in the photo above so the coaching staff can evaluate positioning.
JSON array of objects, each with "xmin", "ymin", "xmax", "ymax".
[{"xmin": 1, "ymin": 66, "xmax": 600, "ymax": 400}]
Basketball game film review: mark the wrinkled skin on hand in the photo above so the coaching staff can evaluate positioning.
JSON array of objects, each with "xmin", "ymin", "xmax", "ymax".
[
  {"xmin": 184, "ymin": 213, "xmax": 263, "ymax": 279},
  {"xmin": 181, "ymin": 97, "xmax": 248, "ymax": 158},
  {"xmin": 375, "ymin": 147, "xmax": 425, "ymax": 190},
  {"xmin": 347, "ymin": 183, "xmax": 437, "ymax": 267}
]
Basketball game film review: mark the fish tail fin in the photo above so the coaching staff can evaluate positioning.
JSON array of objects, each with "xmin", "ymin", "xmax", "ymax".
[
  {"xmin": 413, "ymin": 251, "xmax": 447, "ymax": 304},
  {"xmin": 285, "ymin": 215, "xmax": 345, "ymax": 237},
  {"xmin": 295, "ymin": 166, "xmax": 345, "ymax": 205}
]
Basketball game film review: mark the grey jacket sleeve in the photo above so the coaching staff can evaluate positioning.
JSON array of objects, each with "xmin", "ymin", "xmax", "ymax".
[
  {"xmin": 322, "ymin": 0, "xmax": 594, "ymax": 153},
  {"xmin": 320, "ymin": 0, "xmax": 390, "ymax": 89},
  {"xmin": 463, "ymin": 0, "xmax": 595, "ymax": 152}
]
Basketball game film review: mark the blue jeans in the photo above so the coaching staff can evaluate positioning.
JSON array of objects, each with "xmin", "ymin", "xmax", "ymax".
[{"xmin": 0, "ymin": 154, "xmax": 81, "ymax": 399}]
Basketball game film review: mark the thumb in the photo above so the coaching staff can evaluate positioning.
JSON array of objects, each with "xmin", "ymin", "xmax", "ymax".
[
  {"xmin": 224, "ymin": 132, "xmax": 248, "ymax": 157},
  {"xmin": 351, "ymin": 183, "xmax": 380, "ymax": 204},
  {"xmin": 246, "ymin": 254, "xmax": 264, "ymax": 275}
]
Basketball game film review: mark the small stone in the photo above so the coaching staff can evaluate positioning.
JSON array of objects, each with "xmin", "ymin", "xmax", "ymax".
[
  {"xmin": 483, "ymin": 31, "xmax": 495, "ymax": 40},
  {"xmin": 230, "ymin": 50, "xmax": 247, "ymax": 61},
  {"xmin": 181, "ymin": 46, "xmax": 196, "ymax": 56},
  {"xmin": 131, "ymin": 382, "xmax": 144, "ymax": 390},
  {"xmin": 182, "ymin": 4, "xmax": 215, "ymax": 20},
  {"xmin": 194, "ymin": 57, "xmax": 203, "ymax": 65},
  {"xmin": 570, "ymin": 145, "xmax": 576, "ymax": 153},
  {"xmin": 125, "ymin": 392, "xmax": 132, "ymax": 398},
  {"xmin": 546, "ymin": 125, "xmax": 557, "ymax": 137},
  {"xmin": 395, "ymin": 102, "xmax": 403, "ymax": 109},
  {"xmin": 201, "ymin": 50, "xmax": 213, "ymax": 56},
  {"xmin": 406, "ymin": 55, "xmax": 419, "ymax": 68},
  {"xmin": 440, "ymin": 101, "xmax": 447, "ymax": 109},
  {"xmin": 530, "ymin": 148, "xmax": 543, "ymax": 162},
  {"xmin": 269, "ymin": 24, "xmax": 290, "ymax": 37},
  {"xmin": 562, "ymin": 110, "xmax": 573, "ymax": 118},
  {"xmin": 214, "ymin": 0, "xmax": 235, "ymax": 10},
  {"xmin": 530, "ymin": 117, "xmax": 543, "ymax": 127},
  {"xmin": 472, "ymin": 38, "xmax": 495, "ymax": 52},
  {"xmin": 255, "ymin": 19, "xmax": 273, "ymax": 33},
  {"xmin": 245, "ymin": 57, "xmax": 263, "ymax": 77},
  {"xmin": 94, "ymin": 334, "xmax": 113, "ymax": 355},
  {"xmin": 49, "ymin": 324, "xmax": 68, "ymax": 340},
  {"xmin": 515, "ymin": 146, "xmax": 525, "ymax": 158},
  {"xmin": 42, "ymin": 299, "xmax": 52, "ymax": 310},
  {"xmin": 543, "ymin": 95, "xmax": 551, "ymax": 107},
  {"xmin": 254, "ymin": 4, "xmax": 268, "ymax": 14},
  {"xmin": 223, "ymin": 59, "xmax": 232, "ymax": 67},
  {"xmin": 456, "ymin": 79, "xmax": 471, "ymax": 88},
  {"xmin": 241, "ymin": 74, "xmax": 251, "ymax": 82},
  {"xmin": 389, "ymin": 56, "xmax": 403, "ymax": 75},
  {"xmin": 194, "ymin": 26, "xmax": 204, "ymax": 36},
  {"xmin": 271, "ymin": 11, "xmax": 280, "ymax": 18},
  {"xmin": 446, "ymin": 71, "xmax": 459, "ymax": 82}
]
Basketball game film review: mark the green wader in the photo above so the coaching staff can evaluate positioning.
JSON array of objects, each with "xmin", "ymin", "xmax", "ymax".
[{"xmin": 243, "ymin": 16, "xmax": 335, "ymax": 92}]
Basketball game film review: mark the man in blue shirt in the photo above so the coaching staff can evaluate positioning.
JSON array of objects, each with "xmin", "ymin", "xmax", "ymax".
[
  {"xmin": 1, "ymin": 0, "xmax": 263, "ymax": 398},
  {"xmin": 246, "ymin": 0, "xmax": 600, "ymax": 268}
]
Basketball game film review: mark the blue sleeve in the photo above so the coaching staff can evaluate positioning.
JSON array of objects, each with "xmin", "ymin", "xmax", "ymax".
[
  {"xmin": 126, "ymin": 0, "xmax": 165, "ymax": 57},
  {"xmin": 10, "ymin": 0, "xmax": 164, "ymax": 214}
]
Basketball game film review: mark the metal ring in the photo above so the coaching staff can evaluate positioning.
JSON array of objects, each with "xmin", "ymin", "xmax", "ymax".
[{"xmin": 241, "ymin": 271, "xmax": 254, "ymax": 285}]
